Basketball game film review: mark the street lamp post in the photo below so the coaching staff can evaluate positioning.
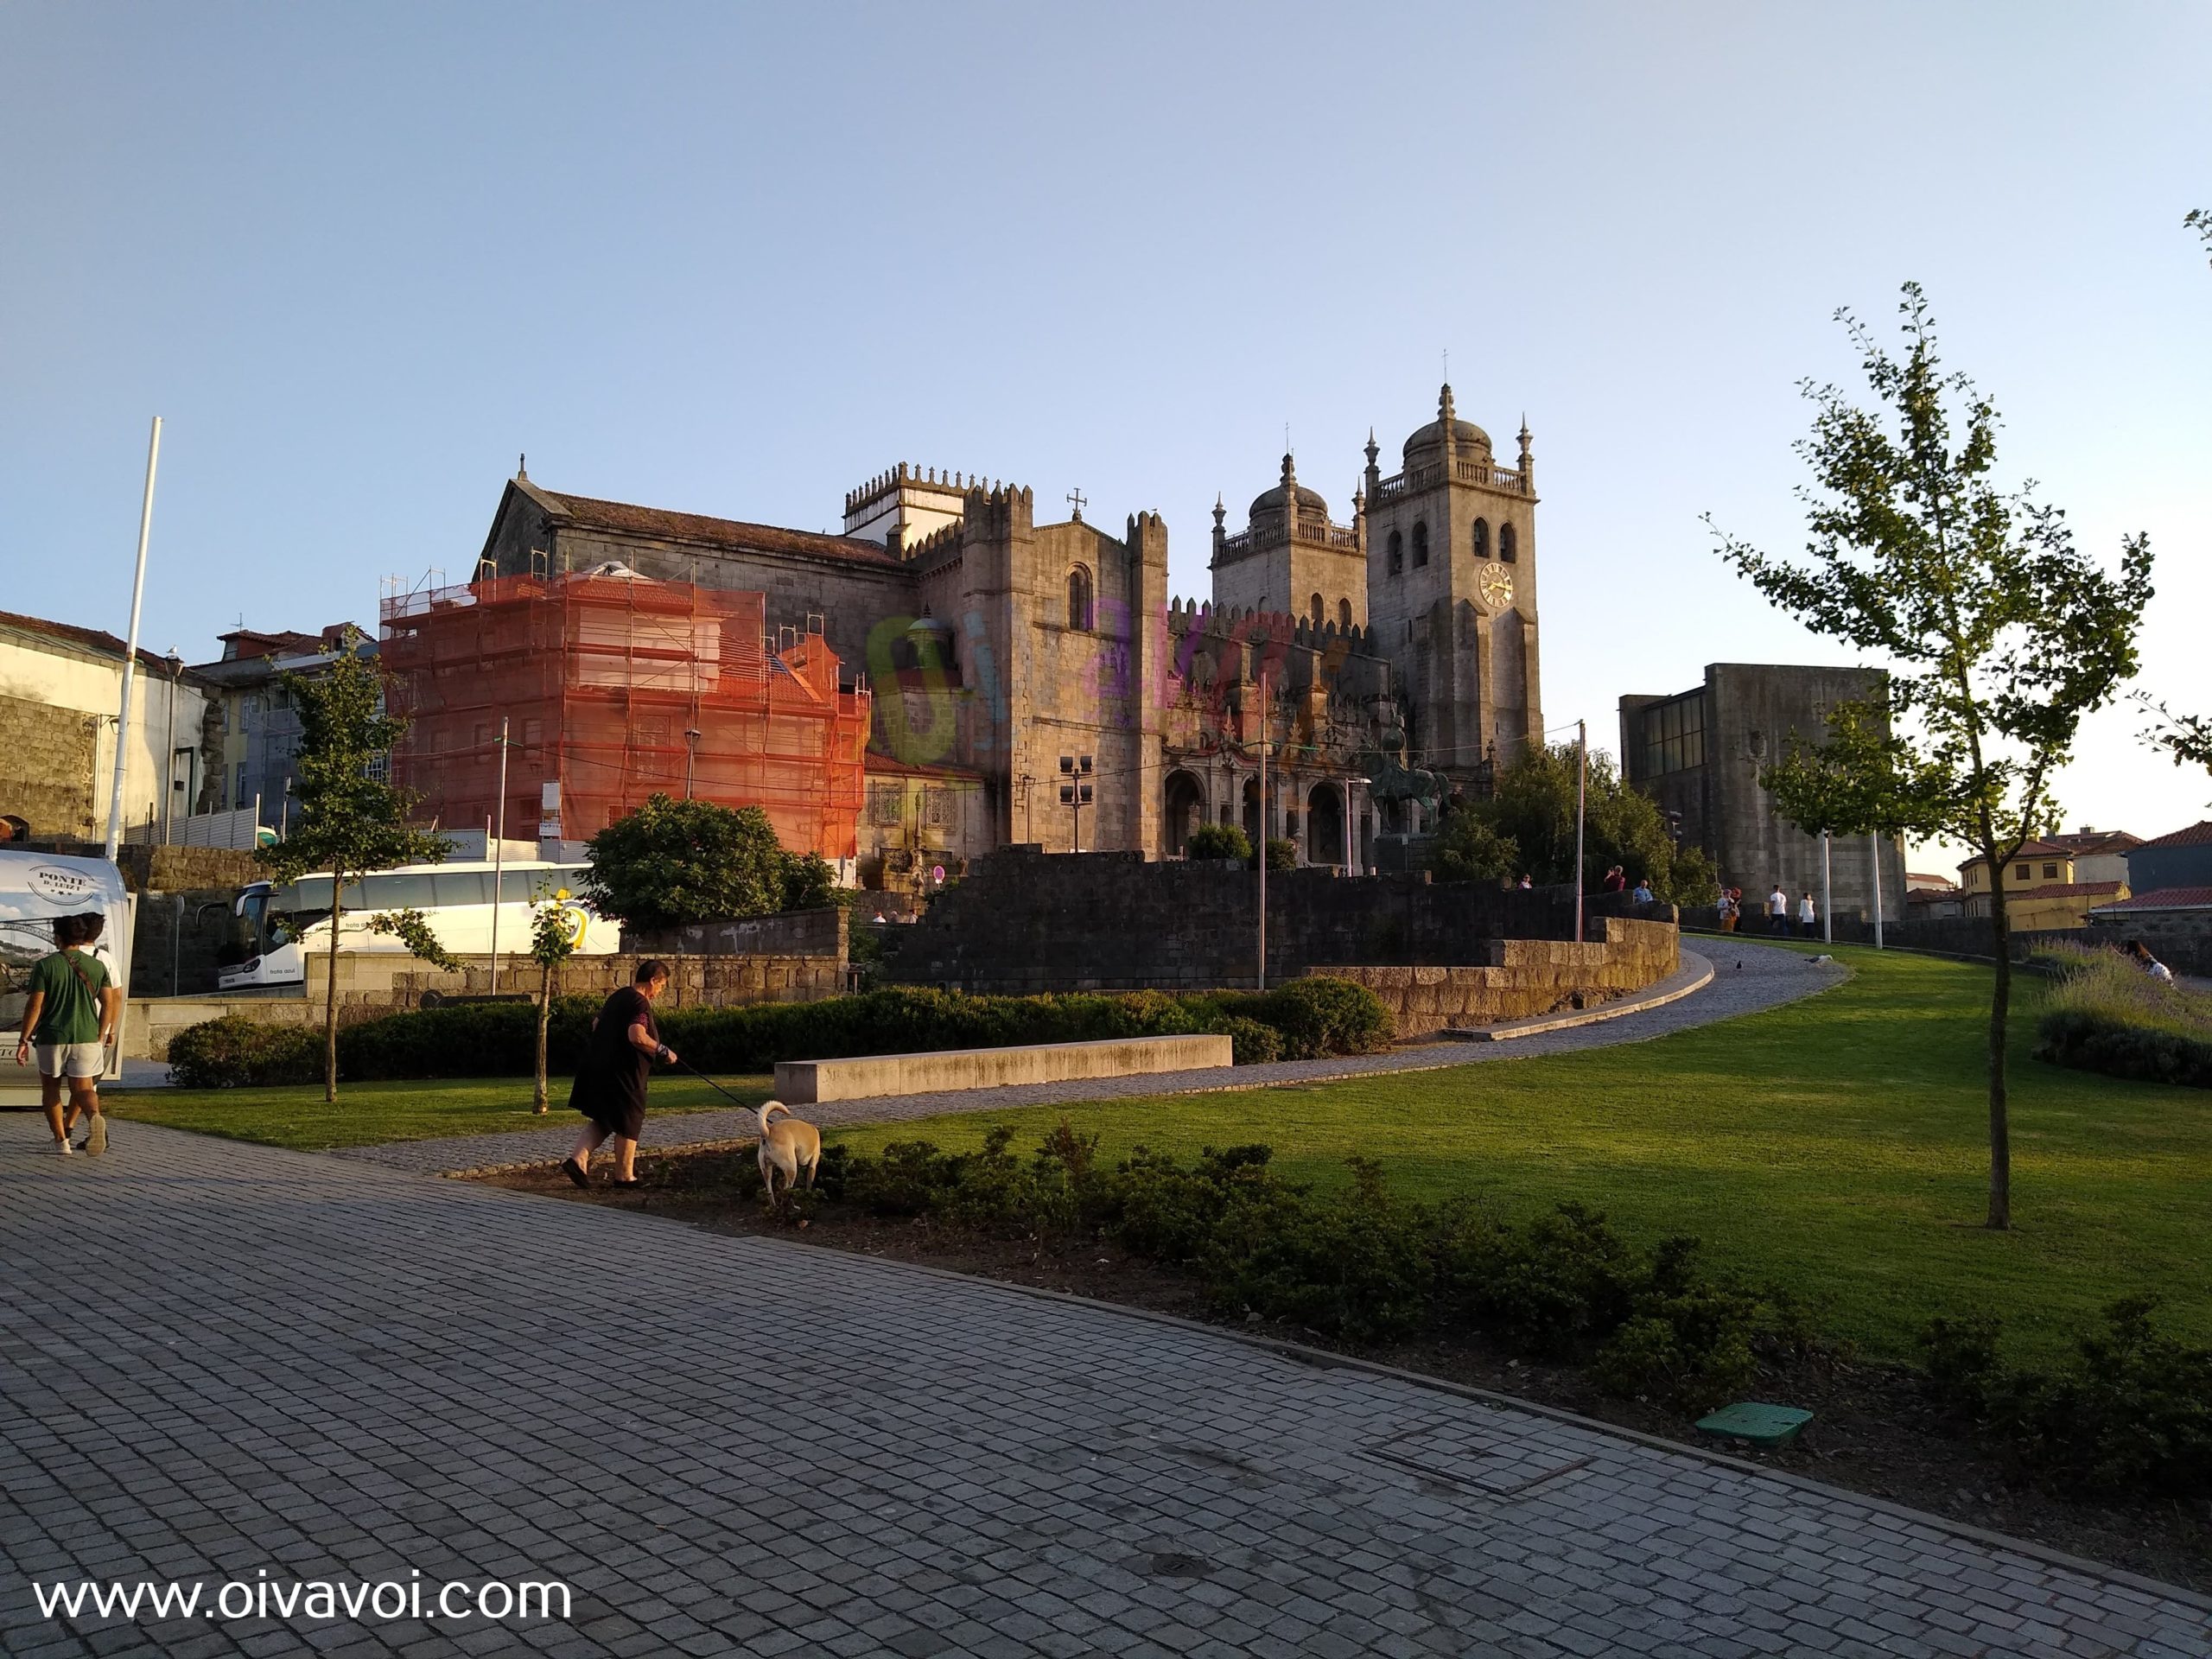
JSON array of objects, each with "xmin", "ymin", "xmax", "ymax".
[{"xmin": 1058, "ymin": 753, "xmax": 1093, "ymax": 851}]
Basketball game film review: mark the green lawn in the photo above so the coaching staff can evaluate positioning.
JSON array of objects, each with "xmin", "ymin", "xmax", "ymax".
[
  {"xmin": 823, "ymin": 944, "xmax": 2212, "ymax": 1363},
  {"xmin": 105, "ymin": 1073, "xmax": 773, "ymax": 1151}
]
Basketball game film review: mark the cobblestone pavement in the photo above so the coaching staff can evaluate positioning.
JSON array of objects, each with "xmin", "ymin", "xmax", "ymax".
[
  {"xmin": 347, "ymin": 944, "xmax": 1840, "ymax": 1177},
  {"xmin": 3, "ymin": 1115, "xmax": 2206, "ymax": 1657}
]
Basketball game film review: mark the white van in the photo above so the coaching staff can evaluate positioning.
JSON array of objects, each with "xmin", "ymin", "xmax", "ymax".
[{"xmin": 0, "ymin": 851, "xmax": 135, "ymax": 1080}]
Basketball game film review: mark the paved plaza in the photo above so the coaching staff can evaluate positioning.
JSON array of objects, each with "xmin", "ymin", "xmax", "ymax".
[{"xmin": 5, "ymin": 1099, "xmax": 2209, "ymax": 1656}]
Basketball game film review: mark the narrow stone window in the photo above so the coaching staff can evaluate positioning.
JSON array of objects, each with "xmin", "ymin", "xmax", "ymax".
[
  {"xmin": 1386, "ymin": 531, "xmax": 1403, "ymax": 575},
  {"xmin": 1499, "ymin": 523, "xmax": 1517, "ymax": 563},
  {"xmin": 1310, "ymin": 592, "xmax": 1325, "ymax": 626},
  {"xmin": 1338, "ymin": 598, "xmax": 1353, "ymax": 630},
  {"xmin": 1471, "ymin": 518, "xmax": 1490, "ymax": 559},
  {"xmin": 1068, "ymin": 564, "xmax": 1094, "ymax": 631},
  {"xmin": 1412, "ymin": 522, "xmax": 1429, "ymax": 568}
]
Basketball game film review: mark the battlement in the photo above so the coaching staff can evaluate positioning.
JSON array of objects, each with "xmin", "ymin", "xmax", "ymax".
[
  {"xmin": 1165, "ymin": 595, "xmax": 1374, "ymax": 655},
  {"xmin": 842, "ymin": 463, "xmax": 997, "ymax": 518}
]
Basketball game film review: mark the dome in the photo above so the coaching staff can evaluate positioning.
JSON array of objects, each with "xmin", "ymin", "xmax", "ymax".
[
  {"xmin": 1248, "ymin": 454, "xmax": 1328, "ymax": 521},
  {"xmin": 1401, "ymin": 384, "xmax": 1491, "ymax": 463}
]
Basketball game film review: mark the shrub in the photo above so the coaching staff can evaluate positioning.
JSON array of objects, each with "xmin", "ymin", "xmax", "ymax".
[
  {"xmin": 166, "ymin": 1016, "xmax": 323, "ymax": 1089},
  {"xmin": 1918, "ymin": 1298, "xmax": 2212, "ymax": 1500},
  {"xmin": 2031, "ymin": 943, "xmax": 2212, "ymax": 1089},
  {"xmin": 1434, "ymin": 1199, "xmax": 1641, "ymax": 1355},
  {"xmin": 1253, "ymin": 977, "xmax": 1395, "ymax": 1059},
  {"xmin": 1185, "ymin": 823, "xmax": 1251, "ymax": 861},
  {"xmin": 1210, "ymin": 1016, "xmax": 1283, "ymax": 1065},
  {"xmin": 1201, "ymin": 1157, "xmax": 1433, "ymax": 1343},
  {"xmin": 1254, "ymin": 836, "xmax": 1298, "ymax": 873},
  {"xmin": 1107, "ymin": 1142, "xmax": 1274, "ymax": 1263}
]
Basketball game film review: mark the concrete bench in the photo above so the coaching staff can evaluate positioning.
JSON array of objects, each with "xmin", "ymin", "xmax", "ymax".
[{"xmin": 773, "ymin": 1033, "xmax": 1234, "ymax": 1105}]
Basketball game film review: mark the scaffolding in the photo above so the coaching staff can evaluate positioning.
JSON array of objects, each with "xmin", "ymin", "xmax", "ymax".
[{"xmin": 382, "ymin": 569, "xmax": 871, "ymax": 859}]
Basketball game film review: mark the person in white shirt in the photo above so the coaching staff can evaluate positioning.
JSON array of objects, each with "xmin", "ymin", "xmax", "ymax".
[
  {"xmin": 2128, "ymin": 940, "xmax": 2176, "ymax": 984},
  {"xmin": 1797, "ymin": 891, "xmax": 1819, "ymax": 938},
  {"xmin": 1768, "ymin": 885, "xmax": 1789, "ymax": 936}
]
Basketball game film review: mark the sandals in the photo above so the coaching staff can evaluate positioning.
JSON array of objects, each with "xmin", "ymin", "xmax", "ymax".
[{"xmin": 561, "ymin": 1158, "xmax": 590, "ymax": 1190}]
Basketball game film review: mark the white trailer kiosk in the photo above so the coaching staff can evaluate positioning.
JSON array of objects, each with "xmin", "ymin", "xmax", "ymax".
[{"xmin": 0, "ymin": 850, "xmax": 134, "ymax": 1082}]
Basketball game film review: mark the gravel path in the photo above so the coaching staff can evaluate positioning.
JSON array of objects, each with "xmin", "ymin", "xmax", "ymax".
[{"xmin": 342, "ymin": 942, "xmax": 1846, "ymax": 1177}]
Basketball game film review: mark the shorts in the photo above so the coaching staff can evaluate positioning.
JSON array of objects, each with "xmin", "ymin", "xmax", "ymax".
[{"xmin": 35, "ymin": 1042, "xmax": 105, "ymax": 1080}]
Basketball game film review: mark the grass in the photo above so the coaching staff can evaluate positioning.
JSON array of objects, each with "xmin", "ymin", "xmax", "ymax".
[
  {"xmin": 104, "ymin": 944, "xmax": 2211, "ymax": 1363},
  {"xmin": 821, "ymin": 943, "xmax": 2212, "ymax": 1364},
  {"xmin": 105, "ymin": 1072, "xmax": 774, "ymax": 1151}
]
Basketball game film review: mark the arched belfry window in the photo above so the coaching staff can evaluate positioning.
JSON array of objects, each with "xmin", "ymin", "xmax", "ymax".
[
  {"xmin": 1412, "ymin": 522, "xmax": 1430, "ymax": 568},
  {"xmin": 1498, "ymin": 524, "xmax": 1517, "ymax": 564},
  {"xmin": 1386, "ymin": 530, "xmax": 1403, "ymax": 575},
  {"xmin": 1471, "ymin": 518, "xmax": 1490, "ymax": 560},
  {"xmin": 1309, "ymin": 593, "xmax": 1325, "ymax": 626},
  {"xmin": 1068, "ymin": 564, "xmax": 1095, "ymax": 630},
  {"xmin": 1338, "ymin": 598, "xmax": 1353, "ymax": 630}
]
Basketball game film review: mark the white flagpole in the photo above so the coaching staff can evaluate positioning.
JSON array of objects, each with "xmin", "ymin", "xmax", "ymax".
[{"xmin": 105, "ymin": 416, "xmax": 162, "ymax": 859}]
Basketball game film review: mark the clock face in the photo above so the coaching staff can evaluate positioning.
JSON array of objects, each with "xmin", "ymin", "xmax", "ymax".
[{"xmin": 1478, "ymin": 561, "xmax": 1514, "ymax": 610}]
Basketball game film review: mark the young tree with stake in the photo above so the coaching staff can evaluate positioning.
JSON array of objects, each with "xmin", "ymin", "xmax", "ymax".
[
  {"xmin": 257, "ymin": 632, "xmax": 448, "ymax": 1103},
  {"xmin": 1711, "ymin": 284, "xmax": 2153, "ymax": 1230},
  {"xmin": 529, "ymin": 887, "xmax": 580, "ymax": 1113}
]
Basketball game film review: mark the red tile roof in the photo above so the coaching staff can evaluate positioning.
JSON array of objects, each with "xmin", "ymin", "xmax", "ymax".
[
  {"xmin": 2007, "ymin": 880, "xmax": 2124, "ymax": 901},
  {"xmin": 2134, "ymin": 820, "xmax": 2212, "ymax": 851},
  {"xmin": 0, "ymin": 607, "xmax": 200, "ymax": 678},
  {"xmin": 2091, "ymin": 886, "xmax": 2212, "ymax": 913},
  {"xmin": 2044, "ymin": 829, "xmax": 2142, "ymax": 855},
  {"xmin": 863, "ymin": 753, "xmax": 986, "ymax": 781},
  {"xmin": 537, "ymin": 488, "xmax": 905, "ymax": 570}
]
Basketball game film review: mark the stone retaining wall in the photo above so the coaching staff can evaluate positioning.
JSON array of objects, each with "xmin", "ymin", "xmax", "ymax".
[{"xmin": 1310, "ymin": 916, "xmax": 1681, "ymax": 1036}]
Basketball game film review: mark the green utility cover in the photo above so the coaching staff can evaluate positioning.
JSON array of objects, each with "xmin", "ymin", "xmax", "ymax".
[{"xmin": 1695, "ymin": 1402, "xmax": 1814, "ymax": 1446}]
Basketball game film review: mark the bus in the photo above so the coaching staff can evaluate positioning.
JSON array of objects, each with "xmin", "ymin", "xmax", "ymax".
[{"xmin": 216, "ymin": 860, "xmax": 620, "ymax": 991}]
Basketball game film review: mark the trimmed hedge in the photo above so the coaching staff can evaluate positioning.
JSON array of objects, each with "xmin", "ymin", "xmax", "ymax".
[
  {"xmin": 2031, "ymin": 943, "xmax": 2212, "ymax": 1089},
  {"xmin": 168, "ymin": 978, "xmax": 1395, "ymax": 1088},
  {"xmin": 167, "ymin": 1016, "xmax": 325, "ymax": 1090}
]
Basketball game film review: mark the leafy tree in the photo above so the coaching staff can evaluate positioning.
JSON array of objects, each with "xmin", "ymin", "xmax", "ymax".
[
  {"xmin": 1431, "ymin": 809, "xmax": 1518, "ymax": 887},
  {"xmin": 1255, "ymin": 836, "xmax": 1297, "ymax": 873},
  {"xmin": 1185, "ymin": 823, "xmax": 1251, "ymax": 861},
  {"xmin": 2139, "ymin": 214, "xmax": 2211, "ymax": 783},
  {"xmin": 527, "ymin": 885, "xmax": 580, "ymax": 1113},
  {"xmin": 1455, "ymin": 743, "xmax": 1708, "ymax": 903},
  {"xmin": 1711, "ymin": 283, "xmax": 2153, "ymax": 1230},
  {"xmin": 365, "ymin": 908, "xmax": 459, "ymax": 972},
  {"xmin": 780, "ymin": 850, "xmax": 840, "ymax": 912},
  {"xmin": 582, "ymin": 795, "xmax": 789, "ymax": 930},
  {"xmin": 257, "ymin": 632, "xmax": 447, "ymax": 1103}
]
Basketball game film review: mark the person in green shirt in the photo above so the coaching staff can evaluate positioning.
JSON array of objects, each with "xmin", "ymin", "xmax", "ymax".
[{"xmin": 14, "ymin": 912, "xmax": 122, "ymax": 1155}]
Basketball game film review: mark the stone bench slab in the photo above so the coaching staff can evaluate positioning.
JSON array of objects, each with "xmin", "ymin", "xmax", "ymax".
[{"xmin": 774, "ymin": 1033, "xmax": 1235, "ymax": 1104}]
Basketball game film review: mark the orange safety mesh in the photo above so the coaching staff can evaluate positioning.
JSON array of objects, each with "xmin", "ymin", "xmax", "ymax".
[{"xmin": 382, "ymin": 573, "xmax": 871, "ymax": 859}]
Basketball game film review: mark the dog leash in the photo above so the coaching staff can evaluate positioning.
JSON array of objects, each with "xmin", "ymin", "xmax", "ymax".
[{"xmin": 671, "ymin": 1054, "xmax": 759, "ymax": 1111}]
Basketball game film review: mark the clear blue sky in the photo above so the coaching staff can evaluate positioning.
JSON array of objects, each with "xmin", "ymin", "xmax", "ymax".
[{"xmin": 5, "ymin": 2, "xmax": 2207, "ymax": 865}]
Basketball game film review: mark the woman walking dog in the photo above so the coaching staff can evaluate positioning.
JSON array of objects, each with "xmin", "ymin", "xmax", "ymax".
[{"xmin": 563, "ymin": 960, "xmax": 676, "ymax": 1190}]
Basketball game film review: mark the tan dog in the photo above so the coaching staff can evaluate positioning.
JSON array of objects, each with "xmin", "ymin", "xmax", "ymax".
[{"xmin": 755, "ymin": 1101, "xmax": 821, "ymax": 1202}]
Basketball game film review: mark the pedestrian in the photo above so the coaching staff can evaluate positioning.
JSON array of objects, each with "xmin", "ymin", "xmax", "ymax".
[
  {"xmin": 1717, "ymin": 888, "xmax": 1738, "ymax": 932},
  {"xmin": 1631, "ymin": 877, "xmax": 1655, "ymax": 905},
  {"xmin": 563, "ymin": 960, "xmax": 677, "ymax": 1190},
  {"xmin": 1798, "ymin": 890, "xmax": 1819, "ymax": 938},
  {"xmin": 1516, "ymin": 873, "xmax": 1533, "ymax": 890},
  {"xmin": 1767, "ymin": 883, "xmax": 1789, "ymax": 936},
  {"xmin": 2126, "ymin": 939, "xmax": 2176, "ymax": 984},
  {"xmin": 1602, "ymin": 864, "xmax": 1627, "ymax": 893},
  {"xmin": 13, "ymin": 912, "xmax": 121, "ymax": 1156}
]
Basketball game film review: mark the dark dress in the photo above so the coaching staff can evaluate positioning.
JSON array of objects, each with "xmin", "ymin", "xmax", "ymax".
[{"xmin": 569, "ymin": 985, "xmax": 658, "ymax": 1139}]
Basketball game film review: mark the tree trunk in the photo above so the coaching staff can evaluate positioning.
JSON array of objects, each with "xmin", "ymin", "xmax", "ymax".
[
  {"xmin": 324, "ymin": 887, "xmax": 343, "ymax": 1105},
  {"xmin": 534, "ymin": 959, "xmax": 552, "ymax": 1113},
  {"xmin": 1985, "ymin": 869, "xmax": 2012, "ymax": 1230}
]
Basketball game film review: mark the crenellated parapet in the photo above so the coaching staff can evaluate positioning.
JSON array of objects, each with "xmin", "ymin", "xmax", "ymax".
[
  {"xmin": 842, "ymin": 463, "xmax": 998, "ymax": 519},
  {"xmin": 1165, "ymin": 595, "xmax": 1372, "ymax": 656}
]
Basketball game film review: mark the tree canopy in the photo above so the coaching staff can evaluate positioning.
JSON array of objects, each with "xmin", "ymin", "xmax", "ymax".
[{"xmin": 582, "ymin": 795, "xmax": 834, "ymax": 929}]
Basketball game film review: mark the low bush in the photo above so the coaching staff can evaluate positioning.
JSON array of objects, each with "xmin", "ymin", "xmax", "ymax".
[
  {"xmin": 808, "ymin": 1128, "xmax": 1810, "ymax": 1414},
  {"xmin": 166, "ymin": 1016, "xmax": 324, "ymax": 1089},
  {"xmin": 167, "ymin": 977, "xmax": 1395, "ymax": 1087},
  {"xmin": 1185, "ymin": 823, "xmax": 1250, "ymax": 861},
  {"xmin": 2031, "ymin": 943, "xmax": 2212, "ymax": 1089},
  {"xmin": 1919, "ymin": 1298, "xmax": 2212, "ymax": 1500}
]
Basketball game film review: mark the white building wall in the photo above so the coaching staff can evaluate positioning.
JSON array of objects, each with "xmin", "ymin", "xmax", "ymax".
[{"xmin": 0, "ymin": 634, "xmax": 213, "ymax": 840}]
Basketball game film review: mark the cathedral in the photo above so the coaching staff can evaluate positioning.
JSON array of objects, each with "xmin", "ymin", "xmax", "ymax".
[{"xmin": 469, "ymin": 385, "xmax": 1542, "ymax": 889}]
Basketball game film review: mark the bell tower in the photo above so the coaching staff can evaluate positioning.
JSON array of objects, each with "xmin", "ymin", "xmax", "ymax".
[{"xmin": 1360, "ymin": 385, "xmax": 1542, "ymax": 781}]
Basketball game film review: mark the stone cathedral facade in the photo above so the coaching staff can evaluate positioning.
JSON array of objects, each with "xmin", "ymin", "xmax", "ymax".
[{"xmin": 473, "ymin": 385, "xmax": 1541, "ymax": 887}]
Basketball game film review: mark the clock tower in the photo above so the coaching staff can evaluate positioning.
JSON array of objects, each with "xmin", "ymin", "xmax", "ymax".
[{"xmin": 1360, "ymin": 385, "xmax": 1542, "ymax": 785}]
